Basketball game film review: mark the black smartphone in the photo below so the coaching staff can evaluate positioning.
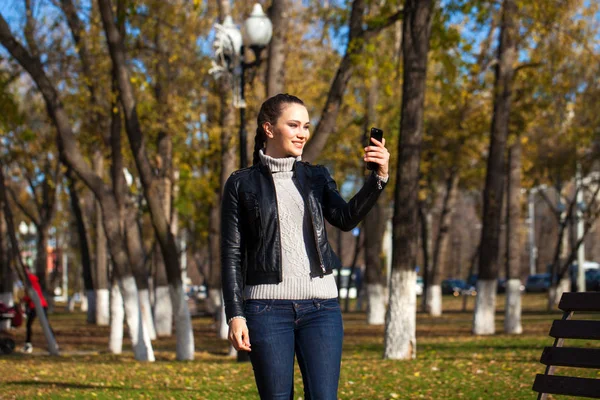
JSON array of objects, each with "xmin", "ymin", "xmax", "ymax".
[{"xmin": 366, "ymin": 127, "xmax": 384, "ymax": 171}]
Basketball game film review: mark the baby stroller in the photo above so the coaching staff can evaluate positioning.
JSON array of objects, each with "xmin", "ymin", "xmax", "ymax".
[{"xmin": 0, "ymin": 301, "xmax": 23, "ymax": 355}]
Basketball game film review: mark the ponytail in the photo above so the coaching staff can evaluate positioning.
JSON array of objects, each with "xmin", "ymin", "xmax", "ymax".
[
  {"xmin": 253, "ymin": 93, "xmax": 305, "ymax": 165},
  {"xmin": 252, "ymin": 126, "xmax": 266, "ymax": 165}
]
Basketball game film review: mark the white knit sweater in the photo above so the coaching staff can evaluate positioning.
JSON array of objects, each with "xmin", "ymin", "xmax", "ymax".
[{"xmin": 243, "ymin": 150, "xmax": 338, "ymax": 300}]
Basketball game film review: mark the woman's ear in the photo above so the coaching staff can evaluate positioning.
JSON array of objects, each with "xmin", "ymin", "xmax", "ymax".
[{"xmin": 263, "ymin": 122, "xmax": 274, "ymax": 138}]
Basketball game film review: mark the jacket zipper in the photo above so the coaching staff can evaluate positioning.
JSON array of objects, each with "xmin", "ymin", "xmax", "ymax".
[
  {"xmin": 293, "ymin": 165, "xmax": 326, "ymax": 277},
  {"xmin": 265, "ymin": 167, "xmax": 284, "ymax": 282}
]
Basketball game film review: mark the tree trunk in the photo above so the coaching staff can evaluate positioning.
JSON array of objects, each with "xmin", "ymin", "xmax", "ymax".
[
  {"xmin": 98, "ymin": 0, "xmax": 193, "ymax": 360},
  {"xmin": 109, "ymin": 278, "xmax": 124, "ymax": 354},
  {"xmin": 429, "ymin": 171, "xmax": 459, "ymax": 316},
  {"xmin": 364, "ymin": 202, "xmax": 387, "ymax": 325},
  {"xmin": 419, "ymin": 204, "xmax": 432, "ymax": 313},
  {"xmin": 504, "ymin": 142, "xmax": 522, "ymax": 334},
  {"xmin": 473, "ymin": 0, "xmax": 517, "ymax": 336},
  {"xmin": 362, "ymin": 76, "xmax": 388, "ymax": 323},
  {"xmin": 384, "ymin": 0, "xmax": 434, "ymax": 360},
  {"xmin": 153, "ymin": 247, "xmax": 172, "ymax": 336},
  {"xmin": 34, "ymin": 226, "xmax": 49, "ymax": 295},
  {"xmin": 93, "ymin": 152, "xmax": 110, "ymax": 326},
  {"xmin": 66, "ymin": 168, "xmax": 95, "ymax": 322},
  {"xmin": 0, "ymin": 204, "xmax": 13, "ymax": 331},
  {"xmin": 266, "ymin": 0, "xmax": 288, "ymax": 97},
  {"xmin": 124, "ymin": 210, "xmax": 156, "ymax": 340}
]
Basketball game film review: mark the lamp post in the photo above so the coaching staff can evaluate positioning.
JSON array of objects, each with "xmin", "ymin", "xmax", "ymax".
[{"xmin": 211, "ymin": 4, "xmax": 273, "ymax": 169}]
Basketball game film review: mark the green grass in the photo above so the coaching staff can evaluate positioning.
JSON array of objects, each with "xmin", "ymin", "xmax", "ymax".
[{"xmin": 1, "ymin": 293, "xmax": 597, "ymax": 399}]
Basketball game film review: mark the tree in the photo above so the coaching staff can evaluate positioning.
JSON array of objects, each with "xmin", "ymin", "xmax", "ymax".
[
  {"xmin": 302, "ymin": 0, "xmax": 403, "ymax": 162},
  {"xmin": 384, "ymin": 0, "xmax": 435, "ymax": 360},
  {"xmin": 504, "ymin": 139, "xmax": 523, "ymax": 334},
  {"xmin": 472, "ymin": 0, "xmax": 517, "ymax": 336},
  {"xmin": 97, "ymin": 0, "xmax": 194, "ymax": 360}
]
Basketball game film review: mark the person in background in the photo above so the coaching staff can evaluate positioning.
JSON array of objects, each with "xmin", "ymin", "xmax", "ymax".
[
  {"xmin": 21, "ymin": 269, "xmax": 48, "ymax": 354},
  {"xmin": 221, "ymin": 94, "xmax": 390, "ymax": 399}
]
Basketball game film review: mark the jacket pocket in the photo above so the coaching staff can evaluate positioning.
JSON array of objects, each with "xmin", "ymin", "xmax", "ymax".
[{"xmin": 240, "ymin": 192, "xmax": 265, "ymax": 271}]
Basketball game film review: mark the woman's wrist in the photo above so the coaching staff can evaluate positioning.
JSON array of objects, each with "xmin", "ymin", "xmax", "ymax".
[{"xmin": 227, "ymin": 315, "xmax": 247, "ymax": 326}]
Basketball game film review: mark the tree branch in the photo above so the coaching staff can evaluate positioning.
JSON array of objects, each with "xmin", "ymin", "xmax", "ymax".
[
  {"xmin": 6, "ymin": 184, "xmax": 40, "ymax": 225},
  {"xmin": 364, "ymin": 8, "xmax": 404, "ymax": 39}
]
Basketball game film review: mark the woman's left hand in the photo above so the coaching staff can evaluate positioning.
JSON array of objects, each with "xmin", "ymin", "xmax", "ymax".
[{"xmin": 364, "ymin": 137, "xmax": 390, "ymax": 178}]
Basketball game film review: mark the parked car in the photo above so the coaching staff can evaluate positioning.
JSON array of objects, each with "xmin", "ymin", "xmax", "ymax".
[
  {"xmin": 416, "ymin": 276, "xmax": 423, "ymax": 296},
  {"xmin": 332, "ymin": 268, "xmax": 360, "ymax": 299},
  {"xmin": 585, "ymin": 269, "xmax": 600, "ymax": 291},
  {"xmin": 525, "ymin": 273, "xmax": 551, "ymax": 293},
  {"xmin": 441, "ymin": 279, "xmax": 467, "ymax": 296}
]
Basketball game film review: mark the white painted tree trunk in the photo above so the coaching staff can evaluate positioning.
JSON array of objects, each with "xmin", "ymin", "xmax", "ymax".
[
  {"xmin": 120, "ymin": 276, "xmax": 155, "ymax": 361},
  {"xmin": 27, "ymin": 287, "xmax": 59, "ymax": 355},
  {"xmin": 504, "ymin": 279, "xmax": 522, "ymax": 334},
  {"xmin": 67, "ymin": 295, "xmax": 76, "ymax": 312},
  {"xmin": 96, "ymin": 288, "xmax": 110, "ymax": 326},
  {"xmin": 86, "ymin": 290, "xmax": 96, "ymax": 322},
  {"xmin": 427, "ymin": 284, "xmax": 442, "ymax": 317},
  {"xmin": 0, "ymin": 292, "xmax": 12, "ymax": 331},
  {"xmin": 154, "ymin": 285, "xmax": 172, "ymax": 337},
  {"xmin": 208, "ymin": 289, "xmax": 228, "ymax": 340},
  {"xmin": 139, "ymin": 289, "xmax": 157, "ymax": 340},
  {"xmin": 109, "ymin": 282, "xmax": 124, "ymax": 354},
  {"xmin": 383, "ymin": 270, "xmax": 416, "ymax": 360},
  {"xmin": 218, "ymin": 300, "xmax": 228, "ymax": 340},
  {"xmin": 472, "ymin": 279, "xmax": 497, "ymax": 335},
  {"xmin": 169, "ymin": 283, "xmax": 195, "ymax": 360},
  {"xmin": 551, "ymin": 277, "xmax": 571, "ymax": 308},
  {"xmin": 366, "ymin": 283, "xmax": 386, "ymax": 325},
  {"xmin": 205, "ymin": 288, "xmax": 219, "ymax": 315},
  {"xmin": 80, "ymin": 293, "xmax": 88, "ymax": 312}
]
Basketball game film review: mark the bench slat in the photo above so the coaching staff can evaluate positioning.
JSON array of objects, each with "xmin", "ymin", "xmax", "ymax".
[
  {"xmin": 559, "ymin": 292, "xmax": 600, "ymax": 312},
  {"xmin": 549, "ymin": 320, "xmax": 600, "ymax": 340},
  {"xmin": 533, "ymin": 374, "xmax": 600, "ymax": 398},
  {"xmin": 541, "ymin": 347, "xmax": 600, "ymax": 369}
]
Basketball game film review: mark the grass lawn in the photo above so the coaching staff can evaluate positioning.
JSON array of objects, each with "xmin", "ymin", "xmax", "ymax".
[{"xmin": 1, "ymin": 293, "xmax": 598, "ymax": 399}]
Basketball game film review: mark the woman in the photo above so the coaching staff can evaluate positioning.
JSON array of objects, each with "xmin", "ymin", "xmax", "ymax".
[{"xmin": 221, "ymin": 94, "xmax": 389, "ymax": 399}]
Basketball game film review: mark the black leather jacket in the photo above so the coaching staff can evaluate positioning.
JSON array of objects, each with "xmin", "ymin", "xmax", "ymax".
[{"xmin": 221, "ymin": 160, "xmax": 387, "ymax": 321}]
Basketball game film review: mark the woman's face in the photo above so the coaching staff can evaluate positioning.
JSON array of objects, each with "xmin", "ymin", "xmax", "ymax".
[{"xmin": 264, "ymin": 103, "xmax": 310, "ymax": 158}]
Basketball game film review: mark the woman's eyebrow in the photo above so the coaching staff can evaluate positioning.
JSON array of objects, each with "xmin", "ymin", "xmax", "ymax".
[{"xmin": 288, "ymin": 119, "xmax": 310, "ymax": 126}]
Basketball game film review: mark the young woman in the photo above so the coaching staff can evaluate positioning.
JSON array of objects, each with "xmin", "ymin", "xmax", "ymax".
[{"xmin": 221, "ymin": 94, "xmax": 390, "ymax": 399}]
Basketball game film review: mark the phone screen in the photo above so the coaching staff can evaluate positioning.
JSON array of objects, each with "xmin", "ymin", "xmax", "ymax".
[{"xmin": 367, "ymin": 127, "xmax": 384, "ymax": 171}]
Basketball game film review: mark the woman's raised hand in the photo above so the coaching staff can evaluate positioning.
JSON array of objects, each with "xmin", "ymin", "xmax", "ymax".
[{"xmin": 364, "ymin": 137, "xmax": 390, "ymax": 178}]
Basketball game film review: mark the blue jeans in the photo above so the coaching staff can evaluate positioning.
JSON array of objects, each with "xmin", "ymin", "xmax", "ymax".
[{"xmin": 245, "ymin": 298, "xmax": 343, "ymax": 400}]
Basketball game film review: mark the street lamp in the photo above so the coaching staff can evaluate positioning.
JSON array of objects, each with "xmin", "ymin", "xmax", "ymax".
[{"xmin": 211, "ymin": 4, "xmax": 273, "ymax": 169}]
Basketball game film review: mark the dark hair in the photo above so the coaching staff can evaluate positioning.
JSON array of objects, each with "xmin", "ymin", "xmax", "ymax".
[{"xmin": 253, "ymin": 93, "xmax": 305, "ymax": 165}]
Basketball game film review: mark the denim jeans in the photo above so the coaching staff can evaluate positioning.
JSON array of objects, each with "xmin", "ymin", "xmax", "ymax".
[{"xmin": 245, "ymin": 298, "xmax": 343, "ymax": 400}]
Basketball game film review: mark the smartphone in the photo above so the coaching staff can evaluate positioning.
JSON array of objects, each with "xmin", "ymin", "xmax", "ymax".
[{"xmin": 366, "ymin": 127, "xmax": 384, "ymax": 171}]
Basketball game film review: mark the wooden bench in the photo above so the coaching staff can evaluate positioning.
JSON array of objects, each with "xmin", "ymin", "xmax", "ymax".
[{"xmin": 532, "ymin": 292, "xmax": 600, "ymax": 399}]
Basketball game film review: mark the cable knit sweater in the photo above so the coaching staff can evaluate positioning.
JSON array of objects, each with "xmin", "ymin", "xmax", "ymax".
[{"xmin": 243, "ymin": 150, "xmax": 339, "ymax": 300}]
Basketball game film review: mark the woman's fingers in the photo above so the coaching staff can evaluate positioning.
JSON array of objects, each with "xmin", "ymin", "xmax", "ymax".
[
  {"xmin": 364, "ymin": 136, "xmax": 390, "ymax": 177},
  {"xmin": 228, "ymin": 319, "xmax": 251, "ymax": 352}
]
